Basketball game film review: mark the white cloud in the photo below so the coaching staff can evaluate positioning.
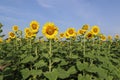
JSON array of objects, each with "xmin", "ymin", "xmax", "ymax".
[{"xmin": 36, "ymin": 0, "xmax": 55, "ymax": 8}]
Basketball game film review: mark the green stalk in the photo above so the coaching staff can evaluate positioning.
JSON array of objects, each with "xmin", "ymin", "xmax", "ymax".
[
  {"xmin": 91, "ymin": 38, "xmax": 94, "ymax": 66},
  {"xmin": 83, "ymin": 35, "xmax": 86, "ymax": 59},
  {"xmin": 49, "ymin": 39, "xmax": 52, "ymax": 72},
  {"xmin": 83, "ymin": 35, "xmax": 86, "ymax": 76},
  {"xmin": 69, "ymin": 37, "xmax": 72, "ymax": 58},
  {"xmin": 35, "ymin": 46, "xmax": 38, "ymax": 56}
]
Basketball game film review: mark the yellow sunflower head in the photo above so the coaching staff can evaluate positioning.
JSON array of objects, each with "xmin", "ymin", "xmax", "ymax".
[
  {"xmin": 91, "ymin": 25, "xmax": 100, "ymax": 35},
  {"xmin": 82, "ymin": 24, "xmax": 89, "ymax": 31},
  {"xmin": 24, "ymin": 27, "xmax": 30, "ymax": 34},
  {"xmin": 100, "ymin": 35, "xmax": 106, "ymax": 41},
  {"xmin": 6, "ymin": 38, "xmax": 11, "ymax": 43},
  {"xmin": 107, "ymin": 35, "xmax": 112, "ymax": 40},
  {"xmin": 59, "ymin": 32, "xmax": 64, "ymax": 38},
  {"xmin": 25, "ymin": 31, "xmax": 36, "ymax": 38},
  {"xmin": 115, "ymin": 34, "xmax": 119, "ymax": 39},
  {"xmin": 42, "ymin": 22, "xmax": 58, "ymax": 39},
  {"xmin": 66, "ymin": 28, "xmax": 76, "ymax": 37},
  {"xmin": 9, "ymin": 32, "xmax": 16, "ymax": 39},
  {"xmin": 12, "ymin": 25, "xmax": 19, "ymax": 32},
  {"xmin": 0, "ymin": 38, "xmax": 3, "ymax": 43},
  {"xmin": 64, "ymin": 31, "xmax": 70, "ymax": 39},
  {"xmin": 77, "ymin": 29, "xmax": 86, "ymax": 35},
  {"xmin": 30, "ymin": 20, "xmax": 40, "ymax": 33},
  {"xmin": 86, "ymin": 31, "xmax": 93, "ymax": 39}
]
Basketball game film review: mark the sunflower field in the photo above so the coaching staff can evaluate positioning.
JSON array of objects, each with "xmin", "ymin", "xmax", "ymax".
[{"xmin": 0, "ymin": 21, "xmax": 120, "ymax": 80}]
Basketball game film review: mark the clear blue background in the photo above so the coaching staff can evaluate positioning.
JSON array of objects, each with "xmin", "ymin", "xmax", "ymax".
[{"xmin": 0, "ymin": 0, "xmax": 120, "ymax": 37}]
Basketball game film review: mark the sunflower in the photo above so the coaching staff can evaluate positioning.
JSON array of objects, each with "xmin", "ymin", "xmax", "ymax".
[
  {"xmin": 82, "ymin": 24, "xmax": 89, "ymax": 31},
  {"xmin": 12, "ymin": 25, "xmax": 19, "ymax": 32},
  {"xmin": 9, "ymin": 32, "xmax": 16, "ymax": 39},
  {"xmin": 0, "ymin": 38, "xmax": 3, "ymax": 43},
  {"xmin": 115, "ymin": 34, "xmax": 119, "ymax": 39},
  {"xmin": 6, "ymin": 38, "xmax": 11, "ymax": 43},
  {"xmin": 77, "ymin": 29, "xmax": 86, "ymax": 35},
  {"xmin": 91, "ymin": 25, "xmax": 100, "ymax": 35},
  {"xmin": 107, "ymin": 35, "xmax": 112, "ymax": 40},
  {"xmin": 42, "ymin": 22, "xmax": 58, "ymax": 39},
  {"xmin": 24, "ymin": 28, "xmax": 31, "ymax": 34},
  {"xmin": 66, "ymin": 28, "xmax": 76, "ymax": 37},
  {"xmin": 64, "ymin": 32, "xmax": 70, "ymax": 39},
  {"xmin": 100, "ymin": 35, "xmax": 106, "ymax": 41},
  {"xmin": 30, "ymin": 20, "xmax": 40, "ymax": 33},
  {"xmin": 86, "ymin": 31, "xmax": 93, "ymax": 39},
  {"xmin": 25, "ymin": 31, "xmax": 36, "ymax": 38},
  {"xmin": 59, "ymin": 32, "xmax": 64, "ymax": 38}
]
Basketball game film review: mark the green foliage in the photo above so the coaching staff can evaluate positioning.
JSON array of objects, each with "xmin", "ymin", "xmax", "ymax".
[{"xmin": 0, "ymin": 28, "xmax": 120, "ymax": 80}]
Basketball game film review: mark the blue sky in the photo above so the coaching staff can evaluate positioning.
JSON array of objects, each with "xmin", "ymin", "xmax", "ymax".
[{"xmin": 0, "ymin": 0, "xmax": 120, "ymax": 37}]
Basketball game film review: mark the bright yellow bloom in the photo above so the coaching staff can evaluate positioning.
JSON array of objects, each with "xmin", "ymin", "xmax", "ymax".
[
  {"xmin": 59, "ymin": 33, "xmax": 64, "ymax": 38},
  {"xmin": 64, "ymin": 32, "xmax": 70, "ymax": 39},
  {"xmin": 0, "ymin": 38, "xmax": 3, "ymax": 43},
  {"xmin": 42, "ymin": 22, "xmax": 58, "ymax": 39},
  {"xmin": 25, "ymin": 32, "xmax": 36, "ymax": 38},
  {"xmin": 66, "ymin": 28, "xmax": 76, "ymax": 37},
  {"xmin": 107, "ymin": 35, "xmax": 112, "ymax": 40},
  {"xmin": 86, "ymin": 31, "xmax": 93, "ymax": 39},
  {"xmin": 91, "ymin": 25, "xmax": 100, "ymax": 35},
  {"xmin": 9, "ymin": 32, "xmax": 16, "ymax": 39},
  {"xmin": 12, "ymin": 25, "xmax": 19, "ymax": 32},
  {"xmin": 30, "ymin": 20, "xmax": 40, "ymax": 33},
  {"xmin": 24, "ymin": 28, "xmax": 31, "ymax": 34},
  {"xmin": 115, "ymin": 34, "xmax": 119, "ymax": 39},
  {"xmin": 100, "ymin": 35, "xmax": 106, "ymax": 41},
  {"xmin": 77, "ymin": 29, "xmax": 86, "ymax": 35},
  {"xmin": 82, "ymin": 24, "xmax": 89, "ymax": 31}
]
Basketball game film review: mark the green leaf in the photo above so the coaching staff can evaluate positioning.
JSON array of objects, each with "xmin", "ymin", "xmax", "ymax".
[
  {"xmin": 57, "ymin": 67, "xmax": 69, "ymax": 79},
  {"xmin": 21, "ymin": 68, "xmax": 30, "ymax": 79},
  {"xmin": 78, "ymin": 74, "xmax": 84, "ymax": 80},
  {"xmin": 34, "ymin": 60, "xmax": 46, "ymax": 68},
  {"xmin": 30, "ymin": 70, "xmax": 42, "ymax": 76},
  {"xmin": 96, "ymin": 67, "xmax": 108, "ymax": 79},
  {"xmin": 71, "ymin": 54, "xmax": 78, "ymax": 59},
  {"xmin": 21, "ymin": 55, "xmax": 37, "ymax": 63},
  {"xmin": 60, "ymin": 59, "xmax": 68, "ymax": 66},
  {"xmin": 67, "ymin": 66, "xmax": 77, "ymax": 75},
  {"xmin": 42, "ymin": 53, "xmax": 49, "ymax": 58},
  {"xmin": 44, "ymin": 69, "xmax": 58, "ymax": 80},
  {"xmin": 86, "ymin": 64, "xmax": 98, "ymax": 73},
  {"xmin": 76, "ymin": 61, "xmax": 88, "ymax": 71},
  {"xmin": 53, "ymin": 57, "xmax": 61, "ymax": 63}
]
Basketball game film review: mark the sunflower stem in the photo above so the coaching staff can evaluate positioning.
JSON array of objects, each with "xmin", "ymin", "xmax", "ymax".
[
  {"xmin": 69, "ymin": 37, "xmax": 72, "ymax": 58},
  {"xmin": 83, "ymin": 35, "xmax": 86, "ymax": 60},
  {"xmin": 35, "ymin": 46, "xmax": 38, "ymax": 56},
  {"xmin": 83, "ymin": 35, "xmax": 86, "ymax": 76},
  {"xmin": 49, "ymin": 39, "xmax": 52, "ymax": 72}
]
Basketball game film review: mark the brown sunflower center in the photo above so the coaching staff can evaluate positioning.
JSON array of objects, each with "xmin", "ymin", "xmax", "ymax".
[
  {"xmin": 88, "ymin": 33, "xmax": 92, "ymax": 38},
  {"xmin": 83, "ymin": 26, "xmax": 88, "ymax": 30},
  {"xmin": 26, "ymin": 29, "xmax": 30, "ymax": 33},
  {"xmin": 93, "ymin": 28, "xmax": 98, "ymax": 33},
  {"xmin": 46, "ymin": 27, "xmax": 55, "ymax": 35},
  {"xmin": 32, "ymin": 24, "xmax": 37, "ymax": 30},
  {"xmin": 68, "ymin": 29, "xmax": 74, "ymax": 34},
  {"xmin": 60, "ymin": 34, "xmax": 64, "ymax": 37},
  {"xmin": 14, "ymin": 26, "xmax": 18, "ymax": 30},
  {"xmin": 10, "ymin": 33, "xmax": 15, "ymax": 37}
]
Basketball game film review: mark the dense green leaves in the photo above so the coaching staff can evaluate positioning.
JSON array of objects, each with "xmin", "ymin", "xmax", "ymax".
[{"xmin": 0, "ymin": 23, "xmax": 120, "ymax": 80}]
